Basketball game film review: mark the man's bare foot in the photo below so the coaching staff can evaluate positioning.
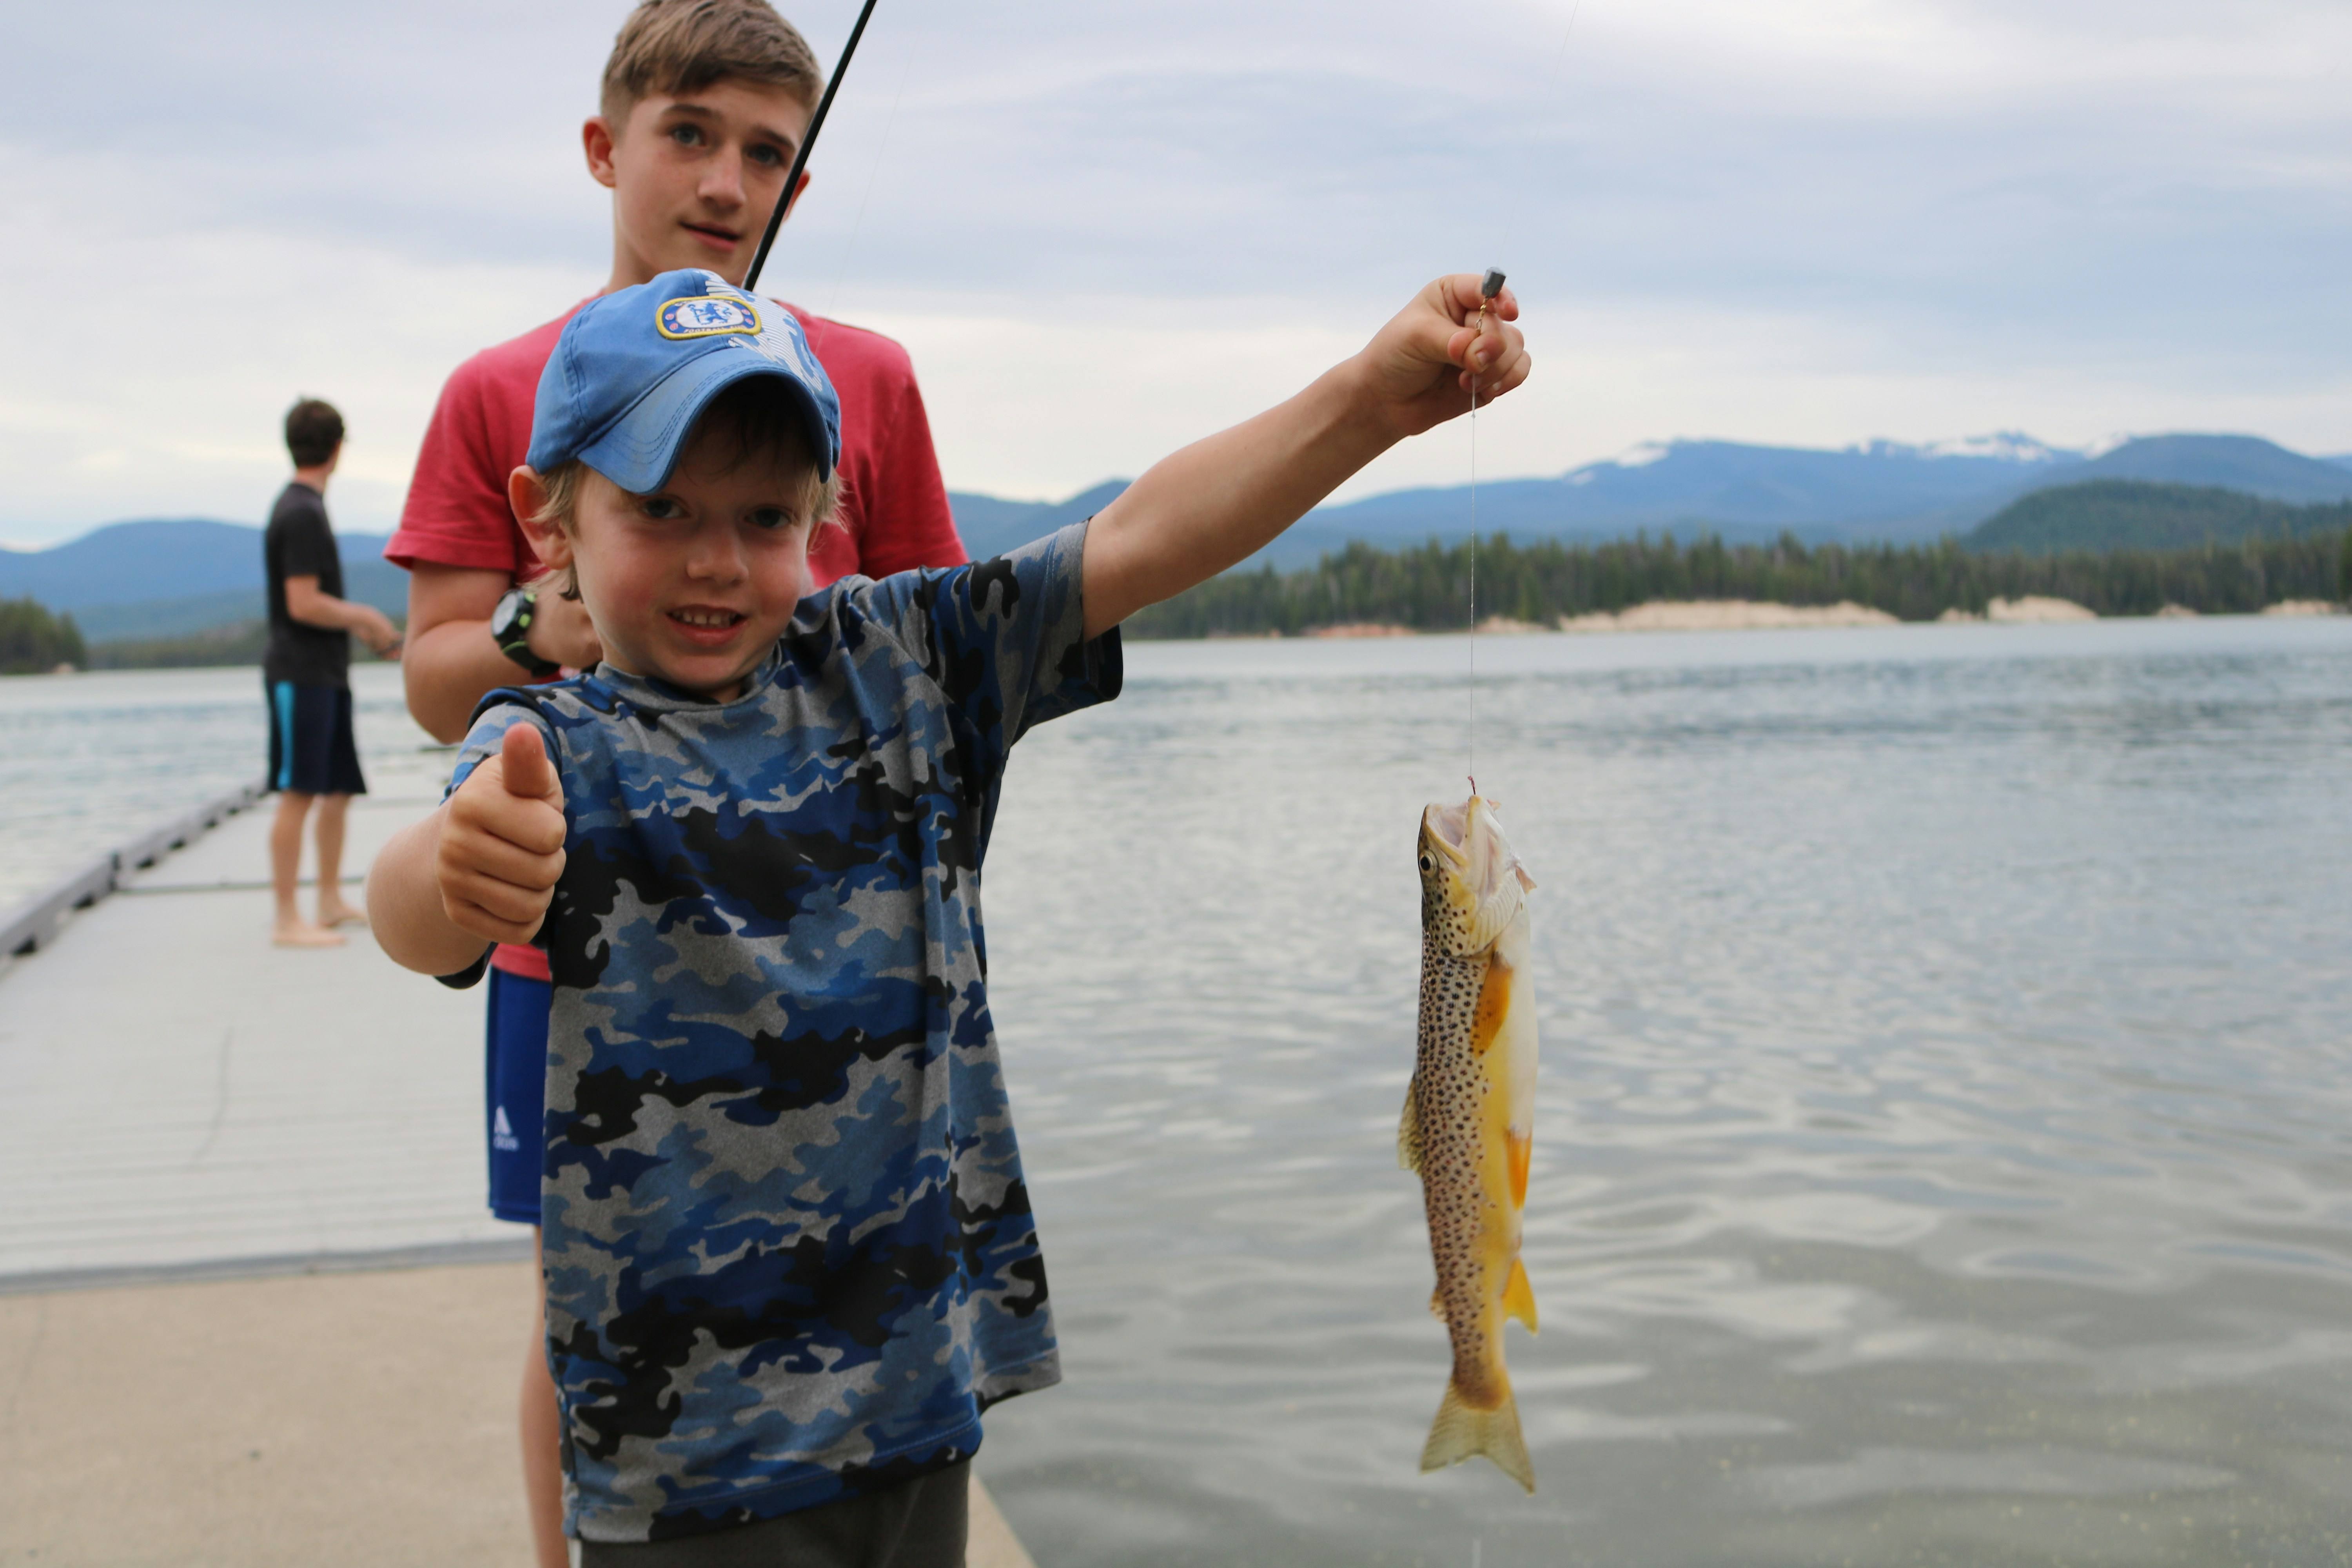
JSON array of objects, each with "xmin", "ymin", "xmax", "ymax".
[
  {"xmin": 274, "ymin": 920, "xmax": 347, "ymax": 948},
  {"xmin": 317, "ymin": 899, "xmax": 369, "ymax": 929}
]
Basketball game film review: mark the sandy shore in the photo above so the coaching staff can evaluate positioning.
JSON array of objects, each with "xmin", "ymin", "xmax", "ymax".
[
  {"xmin": 1303, "ymin": 621, "xmax": 1414, "ymax": 638},
  {"xmin": 1271, "ymin": 598, "xmax": 2338, "ymax": 640},
  {"xmin": 0, "ymin": 1261, "xmax": 1036, "ymax": 1568},
  {"xmin": 1559, "ymin": 599, "xmax": 1899, "ymax": 633}
]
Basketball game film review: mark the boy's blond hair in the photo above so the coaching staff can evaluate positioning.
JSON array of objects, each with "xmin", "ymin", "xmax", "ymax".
[
  {"xmin": 602, "ymin": 0, "xmax": 824, "ymax": 126},
  {"xmin": 529, "ymin": 378, "xmax": 842, "ymax": 600}
]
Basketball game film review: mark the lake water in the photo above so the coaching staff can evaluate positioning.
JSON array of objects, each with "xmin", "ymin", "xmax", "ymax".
[
  {"xmin": 0, "ymin": 664, "xmax": 444, "ymax": 909},
  {"xmin": 6, "ymin": 618, "xmax": 2352, "ymax": 1564}
]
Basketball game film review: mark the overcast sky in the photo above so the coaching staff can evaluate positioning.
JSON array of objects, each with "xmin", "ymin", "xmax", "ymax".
[{"xmin": 2, "ymin": 0, "xmax": 2347, "ymax": 545}]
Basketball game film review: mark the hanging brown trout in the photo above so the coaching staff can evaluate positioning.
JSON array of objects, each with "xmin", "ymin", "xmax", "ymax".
[{"xmin": 1402, "ymin": 794, "xmax": 1539, "ymax": 1492}]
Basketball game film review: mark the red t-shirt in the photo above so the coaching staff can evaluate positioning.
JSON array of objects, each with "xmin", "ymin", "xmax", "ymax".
[{"xmin": 390, "ymin": 298, "xmax": 967, "ymax": 979}]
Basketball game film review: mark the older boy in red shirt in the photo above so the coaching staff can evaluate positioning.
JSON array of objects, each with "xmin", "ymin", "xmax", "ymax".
[{"xmin": 384, "ymin": 3, "xmax": 964, "ymax": 1560}]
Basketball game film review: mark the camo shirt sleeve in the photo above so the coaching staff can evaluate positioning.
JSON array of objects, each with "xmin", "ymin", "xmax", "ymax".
[
  {"xmin": 829, "ymin": 518, "xmax": 1122, "ymax": 788},
  {"xmin": 517, "ymin": 522, "xmax": 1118, "ymax": 1544}
]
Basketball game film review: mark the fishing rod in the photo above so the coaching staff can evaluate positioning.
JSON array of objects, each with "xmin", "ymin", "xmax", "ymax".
[{"xmin": 743, "ymin": 0, "xmax": 883, "ymax": 293}]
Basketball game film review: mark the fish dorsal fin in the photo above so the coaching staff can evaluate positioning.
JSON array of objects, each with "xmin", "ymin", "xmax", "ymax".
[{"xmin": 1397, "ymin": 1080, "xmax": 1423, "ymax": 1174}]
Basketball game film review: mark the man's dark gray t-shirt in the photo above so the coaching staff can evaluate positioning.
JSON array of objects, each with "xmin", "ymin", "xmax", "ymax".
[{"xmin": 263, "ymin": 481, "xmax": 350, "ymax": 688}]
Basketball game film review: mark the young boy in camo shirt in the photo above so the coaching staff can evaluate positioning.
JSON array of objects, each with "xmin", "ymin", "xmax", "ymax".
[{"xmin": 369, "ymin": 265, "xmax": 1527, "ymax": 1561}]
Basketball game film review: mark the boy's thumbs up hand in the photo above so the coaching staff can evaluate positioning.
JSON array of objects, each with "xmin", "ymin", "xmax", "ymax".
[{"xmin": 437, "ymin": 724, "xmax": 568, "ymax": 947}]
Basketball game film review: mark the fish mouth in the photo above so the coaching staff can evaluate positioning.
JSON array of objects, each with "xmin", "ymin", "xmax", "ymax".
[
  {"xmin": 1420, "ymin": 801, "xmax": 1474, "ymax": 874},
  {"xmin": 1422, "ymin": 796, "xmax": 1534, "ymax": 899}
]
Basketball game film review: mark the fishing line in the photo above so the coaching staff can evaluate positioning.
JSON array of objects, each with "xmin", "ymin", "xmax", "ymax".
[
  {"xmin": 1468, "ymin": 351, "xmax": 1481, "ymax": 796},
  {"xmin": 744, "ymin": 0, "xmax": 884, "ymax": 293},
  {"xmin": 1489, "ymin": 0, "xmax": 1583, "ymax": 268},
  {"xmin": 1465, "ymin": 0, "xmax": 1582, "ymax": 799},
  {"xmin": 1466, "ymin": 267, "xmax": 1504, "ymax": 797},
  {"xmin": 819, "ymin": 32, "xmax": 914, "ymax": 331}
]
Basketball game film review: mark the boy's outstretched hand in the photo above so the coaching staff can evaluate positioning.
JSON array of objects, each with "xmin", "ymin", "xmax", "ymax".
[
  {"xmin": 1082, "ymin": 274, "xmax": 1532, "ymax": 637},
  {"xmin": 436, "ymin": 725, "xmax": 567, "ymax": 947},
  {"xmin": 1362, "ymin": 275, "xmax": 1529, "ymax": 439}
]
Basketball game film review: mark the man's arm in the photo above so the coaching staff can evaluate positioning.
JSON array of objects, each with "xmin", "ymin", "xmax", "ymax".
[
  {"xmin": 402, "ymin": 563, "xmax": 602, "ymax": 744},
  {"xmin": 1081, "ymin": 276, "xmax": 1528, "ymax": 640},
  {"xmin": 284, "ymin": 575, "xmax": 403, "ymax": 655}
]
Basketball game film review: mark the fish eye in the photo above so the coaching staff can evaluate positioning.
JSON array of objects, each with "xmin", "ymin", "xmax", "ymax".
[{"xmin": 1419, "ymin": 854, "xmax": 1436, "ymax": 873}]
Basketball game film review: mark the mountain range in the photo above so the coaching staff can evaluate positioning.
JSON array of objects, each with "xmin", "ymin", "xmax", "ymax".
[
  {"xmin": 953, "ymin": 434, "xmax": 2352, "ymax": 567},
  {"xmin": 1967, "ymin": 481, "xmax": 2352, "ymax": 555},
  {"xmin": 7, "ymin": 434, "xmax": 2349, "ymax": 642}
]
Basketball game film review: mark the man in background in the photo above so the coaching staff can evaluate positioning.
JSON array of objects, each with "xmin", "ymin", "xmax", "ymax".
[{"xmin": 264, "ymin": 397, "xmax": 401, "ymax": 947}]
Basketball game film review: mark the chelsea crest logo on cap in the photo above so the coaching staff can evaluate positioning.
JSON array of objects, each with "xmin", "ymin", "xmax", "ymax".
[{"xmin": 656, "ymin": 294, "xmax": 762, "ymax": 339}]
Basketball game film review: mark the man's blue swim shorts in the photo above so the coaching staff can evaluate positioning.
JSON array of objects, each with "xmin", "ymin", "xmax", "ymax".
[{"xmin": 265, "ymin": 680, "xmax": 367, "ymax": 797}]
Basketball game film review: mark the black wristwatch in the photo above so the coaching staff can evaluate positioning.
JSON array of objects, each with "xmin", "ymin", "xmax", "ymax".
[{"xmin": 490, "ymin": 587, "xmax": 563, "ymax": 678}]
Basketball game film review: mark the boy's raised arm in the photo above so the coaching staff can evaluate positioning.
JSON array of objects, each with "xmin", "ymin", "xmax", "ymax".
[
  {"xmin": 370, "ymin": 724, "xmax": 569, "ymax": 977},
  {"xmin": 1080, "ymin": 274, "xmax": 1528, "ymax": 639}
]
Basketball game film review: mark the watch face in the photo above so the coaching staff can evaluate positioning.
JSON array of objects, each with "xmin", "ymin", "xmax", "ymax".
[{"xmin": 494, "ymin": 590, "xmax": 532, "ymax": 643}]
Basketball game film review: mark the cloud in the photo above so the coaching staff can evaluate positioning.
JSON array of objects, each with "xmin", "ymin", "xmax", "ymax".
[{"xmin": 0, "ymin": 0, "xmax": 2346, "ymax": 544}]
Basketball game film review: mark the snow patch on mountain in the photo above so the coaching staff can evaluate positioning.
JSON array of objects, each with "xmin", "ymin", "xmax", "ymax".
[{"xmin": 1910, "ymin": 432, "xmax": 2080, "ymax": 464}]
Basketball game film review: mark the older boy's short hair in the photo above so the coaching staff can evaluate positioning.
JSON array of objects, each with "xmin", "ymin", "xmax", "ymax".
[
  {"xmin": 285, "ymin": 398, "xmax": 344, "ymax": 468},
  {"xmin": 601, "ymin": 0, "xmax": 824, "ymax": 125}
]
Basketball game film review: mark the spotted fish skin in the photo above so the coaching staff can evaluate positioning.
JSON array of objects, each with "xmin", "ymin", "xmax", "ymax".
[{"xmin": 1402, "ymin": 795, "xmax": 1538, "ymax": 1492}]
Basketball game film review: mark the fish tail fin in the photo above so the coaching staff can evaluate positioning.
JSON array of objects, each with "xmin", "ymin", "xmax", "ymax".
[
  {"xmin": 1504, "ymin": 1256, "xmax": 1539, "ymax": 1334},
  {"xmin": 1419, "ymin": 1375, "xmax": 1535, "ymax": 1494}
]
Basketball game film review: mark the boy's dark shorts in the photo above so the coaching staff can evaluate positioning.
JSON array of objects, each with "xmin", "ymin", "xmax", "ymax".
[
  {"xmin": 485, "ymin": 967, "xmax": 550, "ymax": 1226},
  {"xmin": 578, "ymin": 1461, "xmax": 969, "ymax": 1568},
  {"xmin": 265, "ymin": 680, "xmax": 367, "ymax": 797}
]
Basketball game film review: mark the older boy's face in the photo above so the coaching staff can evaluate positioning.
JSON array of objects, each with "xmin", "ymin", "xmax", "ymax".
[
  {"xmin": 590, "ymin": 80, "xmax": 814, "ymax": 289},
  {"xmin": 559, "ymin": 435, "xmax": 818, "ymax": 702}
]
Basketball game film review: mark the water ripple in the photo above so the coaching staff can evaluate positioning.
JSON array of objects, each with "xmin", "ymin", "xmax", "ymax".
[{"xmin": 980, "ymin": 619, "xmax": 2352, "ymax": 1565}]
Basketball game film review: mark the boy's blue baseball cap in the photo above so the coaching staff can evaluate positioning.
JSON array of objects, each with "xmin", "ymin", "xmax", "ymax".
[{"xmin": 527, "ymin": 268, "xmax": 840, "ymax": 493}]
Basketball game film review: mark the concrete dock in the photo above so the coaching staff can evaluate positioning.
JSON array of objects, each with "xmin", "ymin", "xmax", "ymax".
[{"xmin": 0, "ymin": 786, "xmax": 1034, "ymax": 1566}]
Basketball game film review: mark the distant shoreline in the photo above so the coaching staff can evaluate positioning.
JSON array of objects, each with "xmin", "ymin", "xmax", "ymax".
[
  {"xmin": 14, "ymin": 598, "xmax": 2344, "ymax": 673},
  {"xmin": 1224, "ymin": 598, "xmax": 2343, "ymax": 641}
]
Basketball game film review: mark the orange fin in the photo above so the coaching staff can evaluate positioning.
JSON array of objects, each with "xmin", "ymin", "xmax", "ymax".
[
  {"xmin": 1507, "ymin": 1129, "xmax": 1532, "ymax": 1209},
  {"xmin": 1472, "ymin": 956, "xmax": 1511, "ymax": 1055},
  {"xmin": 1503, "ymin": 1256, "xmax": 1538, "ymax": 1334}
]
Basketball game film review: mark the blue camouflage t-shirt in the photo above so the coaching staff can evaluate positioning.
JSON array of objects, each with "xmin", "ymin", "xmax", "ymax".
[{"xmin": 450, "ymin": 523, "xmax": 1119, "ymax": 1542}]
